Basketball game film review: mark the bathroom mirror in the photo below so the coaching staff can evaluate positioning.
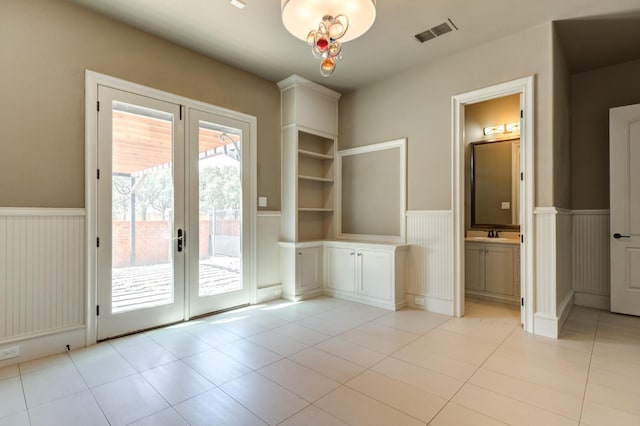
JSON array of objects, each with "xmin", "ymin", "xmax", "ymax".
[{"xmin": 470, "ymin": 138, "xmax": 520, "ymax": 229}]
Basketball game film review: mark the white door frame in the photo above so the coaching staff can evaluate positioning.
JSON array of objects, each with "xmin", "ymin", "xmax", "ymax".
[
  {"xmin": 452, "ymin": 76, "xmax": 535, "ymax": 333},
  {"xmin": 84, "ymin": 70, "xmax": 258, "ymax": 345}
]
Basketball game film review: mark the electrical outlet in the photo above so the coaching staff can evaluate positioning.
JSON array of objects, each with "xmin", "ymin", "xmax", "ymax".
[
  {"xmin": 258, "ymin": 196, "xmax": 267, "ymax": 207},
  {"xmin": 414, "ymin": 296, "xmax": 425, "ymax": 306},
  {"xmin": 0, "ymin": 345, "xmax": 20, "ymax": 360}
]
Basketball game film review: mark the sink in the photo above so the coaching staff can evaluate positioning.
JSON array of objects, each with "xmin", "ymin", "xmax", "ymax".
[{"xmin": 465, "ymin": 236, "xmax": 518, "ymax": 243}]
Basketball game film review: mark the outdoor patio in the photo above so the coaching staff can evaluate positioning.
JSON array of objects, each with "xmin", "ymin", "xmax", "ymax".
[{"xmin": 112, "ymin": 256, "xmax": 240, "ymax": 313}]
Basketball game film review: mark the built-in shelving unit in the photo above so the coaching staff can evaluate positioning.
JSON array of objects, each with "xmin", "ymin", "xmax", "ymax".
[
  {"xmin": 277, "ymin": 75, "xmax": 341, "ymax": 301},
  {"xmin": 294, "ymin": 131, "xmax": 336, "ymax": 242}
]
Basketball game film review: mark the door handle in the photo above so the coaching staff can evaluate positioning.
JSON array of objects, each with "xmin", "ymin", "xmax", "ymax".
[
  {"xmin": 613, "ymin": 233, "xmax": 630, "ymax": 239},
  {"xmin": 177, "ymin": 229, "xmax": 184, "ymax": 252}
]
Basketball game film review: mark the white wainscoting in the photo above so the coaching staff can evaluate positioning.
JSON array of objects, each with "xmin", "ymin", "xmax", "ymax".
[
  {"xmin": 534, "ymin": 207, "xmax": 573, "ymax": 338},
  {"xmin": 256, "ymin": 211, "xmax": 282, "ymax": 303},
  {"xmin": 556, "ymin": 210, "xmax": 574, "ymax": 331},
  {"xmin": 406, "ymin": 211, "xmax": 454, "ymax": 315},
  {"xmin": 0, "ymin": 208, "xmax": 86, "ymax": 365},
  {"xmin": 572, "ymin": 210, "xmax": 610, "ymax": 310}
]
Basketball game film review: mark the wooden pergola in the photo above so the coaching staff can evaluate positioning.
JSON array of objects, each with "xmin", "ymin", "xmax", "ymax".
[{"xmin": 112, "ymin": 109, "xmax": 240, "ymax": 175}]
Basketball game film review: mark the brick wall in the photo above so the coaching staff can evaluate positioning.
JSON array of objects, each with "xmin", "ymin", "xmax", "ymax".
[{"xmin": 113, "ymin": 219, "xmax": 239, "ymax": 267}]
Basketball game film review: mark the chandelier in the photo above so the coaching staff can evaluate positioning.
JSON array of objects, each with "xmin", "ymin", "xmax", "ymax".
[{"xmin": 281, "ymin": 0, "xmax": 377, "ymax": 77}]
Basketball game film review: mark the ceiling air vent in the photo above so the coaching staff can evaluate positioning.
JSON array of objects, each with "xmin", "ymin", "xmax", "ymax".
[{"xmin": 414, "ymin": 19, "xmax": 458, "ymax": 43}]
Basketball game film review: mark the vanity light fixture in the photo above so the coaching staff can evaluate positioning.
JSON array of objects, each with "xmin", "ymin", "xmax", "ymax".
[
  {"xmin": 281, "ymin": 0, "xmax": 377, "ymax": 77},
  {"xmin": 505, "ymin": 122, "xmax": 520, "ymax": 133},
  {"xmin": 483, "ymin": 124, "xmax": 505, "ymax": 136},
  {"xmin": 483, "ymin": 122, "xmax": 520, "ymax": 136}
]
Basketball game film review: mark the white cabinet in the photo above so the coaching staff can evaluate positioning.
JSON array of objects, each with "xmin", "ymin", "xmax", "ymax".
[
  {"xmin": 465, "ymin": 241, "xmax": 520, "ymax": 304},
  {"xmin": 278, "ymin": 74, "xmax": 340, "ymax": 136},
  {"xmin": 297, "ymin": 246, "xmax": 322, "ymax": 294},
  {"xmin": 278, "ymin": 75, "xmax": 341, "ymax": 301},
  {"xmin": 324, "ymin": 241, "xmax": 407, "ymax": 310},
  {"xmin": 279, "ymin": 242, "xmax": 323, "ymax": 301},
  {"xmin": 359, "ymin": 250, "xmax": 393, "ymax": 300},
  {"xmin": 325, "ymin": 246, "xmax": 356, "ymax": 293}
]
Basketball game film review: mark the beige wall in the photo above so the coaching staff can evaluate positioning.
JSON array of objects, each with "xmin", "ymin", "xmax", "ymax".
[
  {"xmin": 0, "ymin": 0, "xmax": 281, "ymax": 209},
  {"xmin": 464, "ymin": 95, "xmax": 520, "ymax": 143},
  {"xmin": 341, "ymin": 147, "xmax": 401, "ymax": 236},
  {"xmin": 571, "ymin": 58, "xmax": 640, "ymax": 209},
  {"xmin": 552, "ymin": 26, "xmax": 572, "ymax": 210},
  {"xmin": 339, "ymin": 23, "xmax": 554, "ymax": 211}
]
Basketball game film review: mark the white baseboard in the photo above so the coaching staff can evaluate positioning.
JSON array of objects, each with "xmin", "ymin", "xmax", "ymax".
[
  {"xmin": 574, "ymin": 292, "xmax": 610, "ymax": 310},
  {"xmin": 533, "ymin": 313, "xmax": 559, "ymax": 338},
  {"xmin": 0, "ymin": 326, "xmax": 86, "ymax": 368},
  {"xmin": 558, "ymin": 290, "xmax": 575, "ymax": 332},
  {"xmin": 533, "ymin": 290, "xmax": 574, "ymax": 339},
  {"xmin": 405, "ymin": 292, "xmax": 454, "ymax": 316},
  {"xmin": 256, "ymin": 285, "xmax": 283, "ymax": 303},
  {"xmin": 282, "ymin": 289, "xmax": 324, "ymax": 302}
]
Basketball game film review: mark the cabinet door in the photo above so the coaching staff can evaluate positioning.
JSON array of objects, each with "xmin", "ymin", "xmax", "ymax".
[
  {"xmin": 465, "ymin": 244, "xmax": 485, "ymax": 291},
  {"xmin": 325, "ymin": 247, "xmax": 356, "ymax": 293},
  {"xmin": 297, "ymin": 247, "xmax": 321, "ymax": 293},
  {"xmin": 358, "ymin": 249, "xmax": 392, "ymax": 300},
  {"xmin": 484, "ymin": 246, "xmax": 515, "ymax": 296}
]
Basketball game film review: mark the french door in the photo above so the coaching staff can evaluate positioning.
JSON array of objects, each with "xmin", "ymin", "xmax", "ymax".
[
  {"xmin": 96, "ymin": 85, "xmax": 251, "ymax": 340},
  {"xmin": 187, "ymin": 109, "xmax": 251, "ymax": 317}
]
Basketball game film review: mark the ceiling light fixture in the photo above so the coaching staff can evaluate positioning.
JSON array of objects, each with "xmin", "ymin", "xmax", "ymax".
[
  {"xmin": 281, "ymin": 0, "xmax": 376, "ymax": 77},
  {"xmin": 230, "ymin": 0, "xmax": 246, "ymax": 9}
]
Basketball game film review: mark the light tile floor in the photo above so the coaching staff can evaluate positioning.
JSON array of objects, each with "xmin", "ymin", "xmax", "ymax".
[{"xmin": 1, "ymin": 297, "xmax": 639, "ymax": 425}]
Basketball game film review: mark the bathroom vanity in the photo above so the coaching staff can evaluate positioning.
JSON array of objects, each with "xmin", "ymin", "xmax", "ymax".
[{"xmin": 465, "ymin": 237, "xmax": 520, "ymax": 304}]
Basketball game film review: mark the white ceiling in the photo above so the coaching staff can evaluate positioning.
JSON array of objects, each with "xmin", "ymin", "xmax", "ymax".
[{"xmin": 72, "ymin": 0, "xmax": 640, "ymax": 91}]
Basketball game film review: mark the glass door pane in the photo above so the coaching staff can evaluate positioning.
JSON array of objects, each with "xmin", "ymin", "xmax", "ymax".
[
  {"xmin": 197, "ymin": 122, "xmax": 242, "ymax": 297},
  {"xmin": 188, "ymin": 109, "xmax": 251, "ymax": 317},
  {"xmin": 97, "ymin": 86, "xmax": 185, "ymax": 340},
  {"xmin": 111, "ymin": 101, "xmax": 175, "ymax": 313}
]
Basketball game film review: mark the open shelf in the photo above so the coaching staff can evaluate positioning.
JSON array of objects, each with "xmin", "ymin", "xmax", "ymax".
[
  {"xmin": 298, "ymin": 174, "xmax": 333, "ymax": 183},
  {"xmin": 298, "ymin": 149, "xmax": 333, "ymax": 160},
  {"xmin": 298, "ymin": 207, "xmax": 334, "ymax": 212}
]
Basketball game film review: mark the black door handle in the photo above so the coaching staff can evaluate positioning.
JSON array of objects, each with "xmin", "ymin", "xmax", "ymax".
[
  {"xmin": 613, "ymin": 233, "xmax": 630, "ymax": 239},
  {"xmin": 177, "ymin": 229, "xmax": 184, "ymax": 252}
]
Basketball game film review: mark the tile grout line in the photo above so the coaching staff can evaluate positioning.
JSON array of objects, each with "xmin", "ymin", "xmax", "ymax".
[
  {"xmin": 65, "ymin": 350, "xmax": 114, "ymax": 426},
  {"xmin": 283, "ymin": 311, "xmax": 450, "ymax": 425},
  {"xmin": 424, "ymin": 321, "xmax": 518, "ymax": 425},
  {"xmin": 577, "ymin": 310, "xmax": 600, "ymax": 425},
  {"xmin": 17, "ymin": 362, "xmax": 33, "ymax": 426},
  {"xmin": 322, "ymin": 313, "xmax": 473, "ymax": 425}
]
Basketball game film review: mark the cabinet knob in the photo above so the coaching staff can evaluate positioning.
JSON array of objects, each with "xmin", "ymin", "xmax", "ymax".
[
  {"xmin": 357, "ymin": 253, "xmax": 362, "ymax": 256},
  {"xmin": 350, "ymin": 252, "xmax": 355, "ymax": 255},
  {"xmin": 298, "ymin": 252, "xmax": 302, "ymax": 255}
]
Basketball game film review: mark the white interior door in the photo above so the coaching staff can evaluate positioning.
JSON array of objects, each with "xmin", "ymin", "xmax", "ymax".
[
  {"xmin": 610, "ymin": 103, "xmax": 640, "ymax": 316},
  {"xmin": 97, "ymin": 86, "xmax": 186, "ymax": 340},
  {"xmin": 187, "ymin": 108, "xmax": 251, "ymax": 317}
]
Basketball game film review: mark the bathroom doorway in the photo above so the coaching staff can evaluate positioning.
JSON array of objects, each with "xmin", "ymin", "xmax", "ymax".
[{"xmin": 452, "ymin": 77, "xmax": 535, "ymax": 334}]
